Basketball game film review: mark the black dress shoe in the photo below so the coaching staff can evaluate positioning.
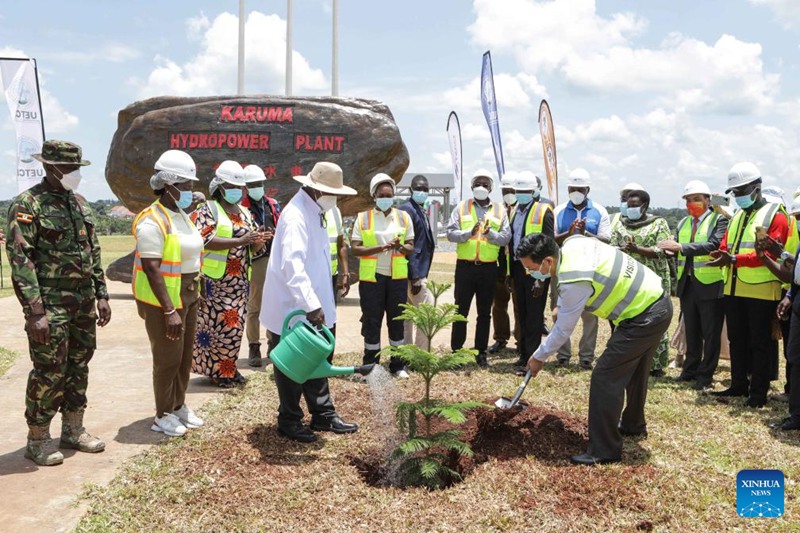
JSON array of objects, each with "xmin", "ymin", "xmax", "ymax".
[
  {"xmin": 556, "ymin": 358, "xmax": 569, "ymax": 367},
  {"xmin": 650, "ymin": 369, "xmax": 665, "ymax": 378},
  {"xmin": 779, "ymin": 418, "xmax": 800, "ymax": 430},
  {"xmin": 310, "ymin": 416, "xmax": 359, "ymax": 434},
  {"xmin": 673, "ymin": 374, "xmax": 694, "ymax": 383},
  {"xmin": 693, "ymin": 379, "xmax": 712, "ymax": 390},
  {"xmin": 248, "ymin": 343, "xmax": 263, "ymax": 367},
  {"xmin": 570, "ymin": 453, "xmax": 621, "ymax": 466},
  {"xmin": 745, "ymin": 397, "xmax": 767, "ymax": 408},
  {"xmin": 618, "ymin": 427, "xmax": 648, "ymax": 438},
  {"xmin": 579, "ymin": 360, "xmax": 593, "ymax": 371},
  {"xmin": 710, "ymin": 388, "xmax": 748, "ymax": 397},
  {"xmin": 488, "ymin": 341, "xmax": 507, "ymax": 354},
  {"xmin": 278, "ymin": 425, "xmax": 318, "ymax": 443},
  {"xmin": 476, "ymin": 352, "xmax": 489, "ymax": 369}
]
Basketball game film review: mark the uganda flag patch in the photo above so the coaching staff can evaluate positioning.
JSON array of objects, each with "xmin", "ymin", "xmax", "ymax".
[{"xmin": 16, "ymin": 211, "xmax": 34, "ymax": 224}]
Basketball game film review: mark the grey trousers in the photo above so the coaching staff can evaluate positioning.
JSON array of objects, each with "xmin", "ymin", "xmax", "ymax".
[
  {"xmin": 245, "ymin": 255, "xmax": 269, "ymax": 345},
  {"xmin": 557, "ymin": 311, "xmax": 599, "ymax": 363},
  {"xmin": 587, "ymin": 295, "xmax": 673, "ymax": 459}
]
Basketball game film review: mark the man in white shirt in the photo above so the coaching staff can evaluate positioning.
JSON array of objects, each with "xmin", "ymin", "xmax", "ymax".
[{"xmin": 261, "ymin": 162, "xmax": 359, "ymax": 443}]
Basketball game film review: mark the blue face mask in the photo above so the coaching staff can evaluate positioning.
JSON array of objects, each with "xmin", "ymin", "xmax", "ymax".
[
  {"xmin": 175, "ymin": 190, "xmax": 193, "ymax": 210},
  {"xmin": 248, "ymin": 186, "xmax": 265, "ymax": 201},
  {"xmin": 735, "ymin": 190, "xmax": 756, "ymax": 209},
  {"xmin": 529, "ymin": 260, "xmax": 552, "ymax": 280},
  {"xmin": 620, "ymin": 201, "xmax": 628, "ymax": 214},
  {"xmin": 223, "ymin": 187, "xmax": 243, "ymax": 204},
  {"xmin": 516, "ymin": 193, "xmax": 533, "ymax": 205},
  {"xmin": 376, "ymin": 197, "xmax": 394, "ymax": 211},
  {"xmin": 626, "ymin": 206, "xmax": 644, "ymax": 221},
  {"xmin": 412, "ymin": 191, "xmax": 428, "ymax": 205}
]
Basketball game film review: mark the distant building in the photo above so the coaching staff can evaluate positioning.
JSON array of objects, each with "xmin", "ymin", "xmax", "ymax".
[{"xmin": 109, "ymin": 205, "xmax": 135, "ymax": 219}]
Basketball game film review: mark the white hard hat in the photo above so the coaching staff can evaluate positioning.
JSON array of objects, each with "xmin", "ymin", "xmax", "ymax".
[
  {"xmin": 567, "ymin": 168, "xmax": 591, "ymax": 187},
  {"xmin": 369, "ymin": 173, "xmax": 396, "ymax": 196},
  {"xmin": 762, "ymin": 185, "xmax": 786, "ymax": 207},
  {"xmin": 515, "ymin": 171, "xmax": 537, "ymax": 191},
  {"xmin": 215, "ymin": 160, "xmax": 245, "ymax": 186},
  {"xmin": 620, "ymin": 182, "xmax": 645, "ymax": 195},
  {"xmin": 471, "ymin": 168, "xmax": 495, "ymax": 188},
  {"xmin": 500, "ymin": 171, "xmax": 517, "ymax": 189},
  {"xmin": 243, "ymin": 164, "xmax": 267, "ymax": 184},
  {"xmin": 682, "ymin": 180, "xmax": 711, "ymax": 198},
  {"xmin": 790, "ymin": 196, "xmax": 800, "ymax": 216},
  {"xmin": 153, "ymin": 150, "xmax": 197, "ymax": 181},
  {"xmin": 726, "ymin": 162, "xmax": 761, "ymax": 193}
]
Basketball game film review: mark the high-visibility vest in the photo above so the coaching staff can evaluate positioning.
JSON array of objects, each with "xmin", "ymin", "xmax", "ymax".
[
  {"xmin": 132, "ymin": 201, "xmax": 190, "ymax": 309},
  {"xmin": 558, "ymin": 235, "xmax": 665, "ymax": 325},
  {"xmin": 325, "ymin": 207, "xmax": 343, "ymax": 275},
  {"xmin": 201, "ymin": 200, "xmax": 253, "ymax": 279},
  {"xmin": 455, "ymin": 199, "xmax": 503, "ymax": 263},
  {"xmin": 357, "ymin": 208, "xmax": 410, "ymax": 282},
  {"xmin": 786, "ymin": 216, "xmax": 799, "ymax": 256},
  {"xmin": 507, "ymin": 201, "xmax": 552, "ymax": 274},
  {"xmin": 725, "ymin": 202, "xmax": 782, "ymax": 286},
  {"xmin": 676, "ymin": 212, "xmax": 725, "ymax": 285}
]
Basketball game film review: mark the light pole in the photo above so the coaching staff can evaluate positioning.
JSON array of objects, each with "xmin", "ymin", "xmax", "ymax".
[
  {"xmin": 286, "ymin": 0, "xmax": 293, "ymax": 96},
  {"xmin": 332, "ymin": 0, "xmax": 339, "ymax": 96},
  {"xmin": 237, "ymin": 0, "xmax": 245, "ymax": 95}
]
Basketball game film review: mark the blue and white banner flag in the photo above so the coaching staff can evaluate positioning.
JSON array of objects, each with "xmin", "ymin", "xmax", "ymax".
[
  {"xmin": 480, "ymin": 51, "xmax": 504, "ymax": 181},
  {"xmin": 446, "ymin": 111, "xmax": 462, "ymax": 200}
]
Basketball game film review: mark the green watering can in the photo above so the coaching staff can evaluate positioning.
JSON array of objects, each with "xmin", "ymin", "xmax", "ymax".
[{"xmin": 270, "ymin": 310, "xmax": 375, "ymax": 384}]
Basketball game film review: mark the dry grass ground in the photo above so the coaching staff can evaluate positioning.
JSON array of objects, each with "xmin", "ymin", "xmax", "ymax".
[{"xmin": 75, "ymin": 261, "xmax": 800, "ymax": 532}]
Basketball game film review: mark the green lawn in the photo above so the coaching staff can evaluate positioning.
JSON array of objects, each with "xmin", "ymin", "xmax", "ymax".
[{"xmin": 0, "ymin": 347, "xmax": 19, "ymax": 377}]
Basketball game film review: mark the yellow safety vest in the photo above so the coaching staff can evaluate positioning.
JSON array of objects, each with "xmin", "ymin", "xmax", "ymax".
[
  {"xmin": 724, "ymin": 203, "xmax": 782, "ymax": 289},
  {"xmin": 786, "ymin": 216, "xmax": 799, "ymax": 257},
  {"xmin": 507, "ymin": 201, "xmax": 552, "ymax": 274},
  {"xmin": 456, "ymin": 199, "xmax": 503, "ymax": 263},
  {"xmin": 325, "ymin": 207, "xmax": 343, "ymax": 275},
  {"xmin": 201, "ymin": 200, "xmax": 253, "ymax": 279},
  {"xmin": 558, "ymin": 236, "xmax": 664, "ymax": 325},
  {"xmin": 357, "ymin": 208, "xmax": 410, "ymax": 282},
  {"xmin": 132, "ymin": 201, "xmax": 189, "ymax": 309},
  {"xmin": 676, "ymin": 212, "xmax": 725, "ymax": 285}
]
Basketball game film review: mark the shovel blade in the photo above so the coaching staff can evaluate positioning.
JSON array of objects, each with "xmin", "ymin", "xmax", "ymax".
[{"xmin": 494, "ymin": 396, "xmax": 515, "ymax": 409}]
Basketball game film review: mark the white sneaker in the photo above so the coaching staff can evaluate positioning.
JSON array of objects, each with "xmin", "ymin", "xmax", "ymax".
[
  {"xmin": 151, "ymin": 413, "xmax": 187, "ymax": 437},
  {"xmin": 393, "ymin": 370, "xmax": 410, "ymax": 379},
  {"xmin": 172, "ymin": 405, "xmax": 204, "ymax": 429}
]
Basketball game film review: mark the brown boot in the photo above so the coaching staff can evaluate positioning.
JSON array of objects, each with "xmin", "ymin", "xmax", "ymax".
[
  {"xmin": 60, "ymin": 409, "xmax": 105, "ymax": 453},
  {"xmin": 248, "ymin": 343, "xmax": 263, "ymax": 367},
  {"xmin": 25, "ymin": 423, "xmax": 64, "ymax": 466}
]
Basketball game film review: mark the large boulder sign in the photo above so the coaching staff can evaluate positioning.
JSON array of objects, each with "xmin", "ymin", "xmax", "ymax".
[
  {"xmin": 105, "ymin": 95, "xmax": 409, "ymax": 282},
  {"xmin": 105, "ymin": 95, "xmax": 410, "ymax": 215}
]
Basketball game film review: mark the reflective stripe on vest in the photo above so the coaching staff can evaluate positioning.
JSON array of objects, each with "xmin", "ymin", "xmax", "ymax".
[
  {"xmin": 201, "ymin": 200, "xmax": 253, "ymax": 279},
  {"xmin": 326, "ymin": 207, "xmax": 343, "ymax": 275},
  {"xmin": 455, "ymin": 199, "xmax": 503, "ymax": 263},
  {"xmin": 676, "ymin": 213, "xmax": 724, "ymax": 285},
  {"xmin": 557, "ymin": 236, "xmax": 664, "ymax": 325},
  {"xmin": 132, "ymin": 201, "xmax": 185, "ymax": 309},
  {"xmin": 358, "ymin": 208, "xmax": 409, "ymax": 282},
  {"xmin": 507, "ymin": 201, "xmax": 551, "ymax": 275},
  {"xmin": 726, "ymin": 202, "xmax": 781, "ymax": 285}
]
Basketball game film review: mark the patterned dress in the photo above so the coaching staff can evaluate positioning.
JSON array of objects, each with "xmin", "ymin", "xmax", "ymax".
[
  {"xmin": 191, "ymin": 203, "xmax": 254, "ymax": 379},
  {"xmin": 610, "ymin": 215, "xmax": 672, "ymax": 371}
]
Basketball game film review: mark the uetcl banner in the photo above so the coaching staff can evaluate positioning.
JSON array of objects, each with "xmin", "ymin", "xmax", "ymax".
[
  {"xmin": 0, "ymin": 58, "xmax": 45, "ymax": 193},
  {"xmin": 446, "ymin": 111, "xmax": 462, "ymax": 201},
  {"xmin": 538, "ymin": 100, "xmax": 558, "ymax": 204},
  {"xmin": 480, "ymin": 51, "xmax": 504, "ymax": 182}
]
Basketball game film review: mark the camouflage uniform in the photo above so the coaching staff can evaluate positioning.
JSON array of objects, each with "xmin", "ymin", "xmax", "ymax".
[{"xmin": 5, "ymin": 145, "xmax": 108, "ymax": 428}]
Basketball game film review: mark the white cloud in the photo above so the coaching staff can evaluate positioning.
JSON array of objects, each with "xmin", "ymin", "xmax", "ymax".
[
  {"xmin": 749, "ymin": 0, "xmax": 800, "ymax": 28},
  {"xmin": 469, "ymin": 0, "xmax": 779, "ymax": 114},
  {"xmin": 137, "ymin": 11, "xmax": 327, "ymax": 98}
]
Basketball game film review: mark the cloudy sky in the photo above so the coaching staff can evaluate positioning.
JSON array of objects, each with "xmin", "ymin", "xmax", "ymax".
[{"xmin": 0, "ymin": 0, "xmax": 799, "ymax": 207}]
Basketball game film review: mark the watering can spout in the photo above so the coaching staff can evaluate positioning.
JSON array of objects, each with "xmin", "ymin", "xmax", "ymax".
[
  {"xmin": 355, "ymin": 363, "xmax": 376, "ymax": 376},
  {"xmin": 308, "ymin": 362, "xmax": 360, "ymax": 380}
]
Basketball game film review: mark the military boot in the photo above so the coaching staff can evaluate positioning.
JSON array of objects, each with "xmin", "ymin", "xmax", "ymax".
[
  {"xmin": 60, "ymin": 409, "xmax": 105, "ymax": 453},
  {"xmin": 248, "ymin": 343, "xmax": 263, "ymax": 367},
  {"xmin": 25, "ymin": 424, "xmax": 64, "ymax": 466}
]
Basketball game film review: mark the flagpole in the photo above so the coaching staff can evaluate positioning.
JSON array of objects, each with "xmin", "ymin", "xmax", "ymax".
[
  {"xmin": 286, "ymin": 0, "xmax": 293, "ymax": 96},
  {"xmin": 31, "ymin": 58, "xmax": 45, "ymax": 138},
  {"xmin": 237, "ymin": 0, "xmax": 245, "ymax": 95},
  {"xmin": 332, "ymin": 0, "xmax": 339, "ymax": 96}
]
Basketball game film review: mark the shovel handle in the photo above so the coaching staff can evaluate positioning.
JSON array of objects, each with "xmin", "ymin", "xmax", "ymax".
[{"xmin": 508, "ymin": 370, "xmax": 532, "ymax": 408}]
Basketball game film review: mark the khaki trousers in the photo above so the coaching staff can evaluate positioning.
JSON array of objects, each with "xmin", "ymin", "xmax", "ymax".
[
  {"xmin": 404, "ymin": 278, "xmax": 435, "ymax": 349},
  {"xmin": 246, "ymin": 255, "xmax": 270, "ymax": 345},
  {"xmin": 137, "ymin": 274, "xmax": 200, "ymax": 417}
]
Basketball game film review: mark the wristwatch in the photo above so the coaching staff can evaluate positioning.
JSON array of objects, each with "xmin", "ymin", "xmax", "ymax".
[{"xmin": 780, "ymin": 251, "xmax": 794, "ymax": 264}]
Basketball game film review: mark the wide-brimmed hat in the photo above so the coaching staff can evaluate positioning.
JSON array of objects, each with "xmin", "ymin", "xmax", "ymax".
[
  {"xmin": 32, "ymin": 139, "xmax": 91, "ymax": 166},
  {"xmin": 293, "ymin": 162, "xmax": 356, "ymax": 195}
]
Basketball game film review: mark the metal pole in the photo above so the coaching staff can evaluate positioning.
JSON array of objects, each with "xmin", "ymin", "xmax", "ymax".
[
  {"xmin": 237, "ymin": 0, "xmax": 245, "ymax": 95},
  {"xmin": 31, "ymin": 58, "xmax": 46, "ymax": 139},
  {"xmin": 286, "ymin": 0, "xmax": 293, "ymax": 96},
  {"xmin": 332, "ymin": 0, "xmax": 339, "ymax": 96}
]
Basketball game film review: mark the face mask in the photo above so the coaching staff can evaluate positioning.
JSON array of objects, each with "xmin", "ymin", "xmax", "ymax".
[
  {"xmin": 532, "ymin": 188, "xmax": 541, "ymax": 199},
  {"xmin": 59, "ymin": 169, "xmax": 82, "ymax": 191},
  {"xmin": 620, "ymin": 201, "xmax": 628, "ymax": 214},
  {"xmin": 626, "ymin": 206, "xmax": 644, "ymax": 221},
  {"xmin": 170, "ymin": 188, "xmax": 193, "ymax": 211},
  {"xmin": 569, "ymin": 191, "xmax": 586, "ymax": 205},
  {"xmin": 734, "ymin": 190, "xmax": 756, "ymax": 209},
  {"xmin": 248, "ymin": 186, "xmax": 265, "ymax": 201},
  {"xmin": 376, "ymin": 197, "xmax": 394, "ymax": 211},
  {"xmin": 686, "ymin": 201, "xmax": 706, "ymax": 217},
  {"xmin": 473, "ymin": 186, "xmax": 490, "ymax": 201},
  {"xmin": 516, "ymin": 193, "xmax": 534, "ymax": 205},
  {"xmin": 529, "ymin": 259, "xmax": 552, "ymax": 280},
  {"xmin": 412, "ymin": 191, "xmax": 428, "ymax": 205},
  {"xmin": 223, "ymin": 187, "xmax": 243, "ymax": 204},
  {"xmin": 503, "ymin": 193, "xmax": 517, "ymax": 206},
  {"xmin": 316, "ymin": 195, "xmax": 337, "ymax": 212}
]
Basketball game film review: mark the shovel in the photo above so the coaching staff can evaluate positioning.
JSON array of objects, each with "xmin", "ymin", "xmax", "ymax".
[{"xmin": 495, "ymin": 369, "xmax": 532, "ymax": 409}]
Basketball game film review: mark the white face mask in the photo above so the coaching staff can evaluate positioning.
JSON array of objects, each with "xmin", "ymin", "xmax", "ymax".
[
  {"xmin": 503, "ymin": 193, "xmax": 517, "ymax": 206},
  {"xmin": 316, "ymin": 194, "xmax": 337, "ymax": 212},
  {"xmin": 569, "ymin": 191, "xmax": 586, "ymax": 205},
  {"xmin": 59, "ymin": 169, "xmax": 83, "ymax": 191},
  {"xmin": 473, "ymin": 186, "xmax": 490, "ymax": 201}
]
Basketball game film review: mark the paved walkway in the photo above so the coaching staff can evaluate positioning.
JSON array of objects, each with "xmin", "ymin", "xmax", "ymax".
[{"xmin": 0, "ymin": 279, "xmax": 475, "ymax": 532}]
